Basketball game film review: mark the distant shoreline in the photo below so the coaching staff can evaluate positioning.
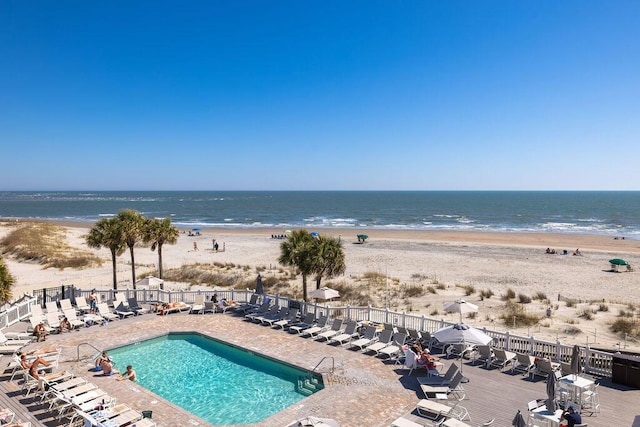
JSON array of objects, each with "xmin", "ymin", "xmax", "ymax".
[{"xmin": 4, "ymin": 217, "xmax": 640, "ymax": 254}]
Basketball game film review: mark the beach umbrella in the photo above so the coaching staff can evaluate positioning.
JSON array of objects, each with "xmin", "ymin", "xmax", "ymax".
[
  {"xmin": 432, "ymin": 323, "xmax": 492, "ymax": 379},
  {"xmin": 432, "ymin": 323, "xmax": 492, "ymax": 347},
  {"xmin": 286, "ymin": 416, "xmax": 340, "ymax": 427},
  {"xmin": 570, "ymin": 345, "xmax": 582, "ymax": 378},
  {"xmin": 444, "ymin": 299, "xmax": 479, "ymax": 322},
  {"xmin": 310, "ymin": 231, "xmax": 319, "ymax": 238},
  {"xmin": 308, "ymin": 287, "xmax": 340, "ymax": 300},
  {"xmin": 609, "ymin": 258, "xmax": 629, "ymax": 266},
  {"xmin": 512, "ymin": 410, "xmax": 527, "ymax": 427},
  {"xmin": 255, "ymin": 274, "xmax": 265, "ymax": 295},
  {"xmin": 546, "ymin": 369, "xmax": 557, "ymax": 413},
  {"xmin": 192, "ymin": 227, "xmax": 201, "ymax": 231}
]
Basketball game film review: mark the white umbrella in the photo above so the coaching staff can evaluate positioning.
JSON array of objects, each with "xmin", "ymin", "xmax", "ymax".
[
  {"xmin": 443, "ymin": 299, "xmax": 479, "ymax": 322},
  {"xmin": 432, "ymin": 323, "xmax": 492, "ymax": 380},
  {"xmin": 432, "ymin": 323, "xmax": 492, "ymax": 346},
  {"xmin": 308, "ymin": 287, "xmax": 340, "ymax": 300}
]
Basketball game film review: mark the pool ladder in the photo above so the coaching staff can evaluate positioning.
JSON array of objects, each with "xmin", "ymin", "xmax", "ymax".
[
  {"xmin": 76, "ymin": 342, "xmax": 102, "ymax": 361},
  {"xmin": 297, "ymin": 356, "xmax": 333, "ymax": 395}
]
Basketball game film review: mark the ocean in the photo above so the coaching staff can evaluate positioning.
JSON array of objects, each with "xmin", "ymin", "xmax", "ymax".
[{"xmin": 0, "ymin": 191, "xmax": 638, "ymax": 238}]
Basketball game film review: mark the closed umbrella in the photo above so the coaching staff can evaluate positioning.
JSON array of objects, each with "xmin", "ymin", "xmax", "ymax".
[
  {"xmin": 255, "ymin": 274, "xmax": 264, "ymax": 295},
  {"xmin": 546, "ymin": 370, "xmax": 557, "ymax": 413},
  {"xmin": 570, "ymin": 345, "xmax": 582, "ymax": 378},
  {"xmin": 308, "ymin": 287, "xmax": 340, "ymax": 300},
  {"xmin": 512, "ymin": 410, "xmax": 527, "ymax": 427},
  {"xmin": 444, "ymin": 299, "xmax": 479, "ymax": 322}
]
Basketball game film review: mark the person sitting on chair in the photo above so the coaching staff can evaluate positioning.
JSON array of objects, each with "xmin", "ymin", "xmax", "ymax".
[
  {"xmin": 59, "ymin": 316, "xmax": 72, "ymax": 333},
  {"xmin": 561, "ymin": 406, "xmax": 582, "ymax": 427},
  {"xmin": 34, "ymin": 321, "xmax": 48, "ymax": 342}
]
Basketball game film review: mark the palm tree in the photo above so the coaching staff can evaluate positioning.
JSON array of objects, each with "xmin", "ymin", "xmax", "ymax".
[
  {"xmin": 0, "ymin": 256, "xmax": 15, "ymax": 305},
  {"xmin": 143, "ymin": 217, "xmax": 179, "ymax": 281},
  {"xmin": 86, "ymin": 217, "xmax": 126, "ymax": 290},
  {"xmin": 312, "ymin": 235, "xmax": 346, "ymax": 289},
  {"xmin": 115, "ymin": 210, "xmax": 145, "ymax": 289},
  {"xmin": 278, "ymin": 229, "xmax": 316, "ymax": 301}
]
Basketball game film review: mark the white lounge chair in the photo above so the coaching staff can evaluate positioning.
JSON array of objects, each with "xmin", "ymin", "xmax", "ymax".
[
  {"xmin": 62, "ymin": 309, "xmax": 85, "ymax": 329},
  {"xmin": 190, "ymin": 295, "xmax": 206, "ymax": 314},
  {"xmin": 59, "ymin": 299, "xmax": 76, "ymax": 314},
  {"xmin": 488, "ymin": 348, "xmax": 516, "ymax": 371},
  {"xmin": 271, "ymin": 308, "xmax": 299, "ymax": 329},
  {"xmin": 416, "ymin": 398, "xmax": 469, "ymax": 421},
  {"xmin": 45, "ymin": 312, "xmax": 62, "ymax": 333},
  {"xmin": 0, "ymin": 330, "xmax": 32, "ymax": 346},
  {"xmin": 349, "ymin": 325, "xmax": 378, "ymax": 350},
  {"xmin": 417, "ymin": 363, "xmax": 459, "ymax": 386},
  {"xmin": 420, "ymin": 370, "xmax": 467, "ymax": 401},
  {"xmin": 364, "ymin": 329, "xmax": 394, "ymax": 355},
  {"xmin": 97, "ymin": 303, "xmax": 119, "ymax": 321},
  {"xmin": 378, "ymin": 332, "xmax": 407, "ymax": 359},
  {"xmin": 512, "ymin": 353, "xmax": 536, "ymax": 375},
  {"xmin": 329, "ymin": 320, "xmax": 359, "ymax": 345},
  {"xmin": 263, "ymin": 307, "xmax": 295, "ymax": 327},
  {"xmin": 288, "ymin": 312, "xmax": 316, "ymax": 334},
  {"xmin": 300, "ymin": 316, "xmax": 330, "ymax": 338},
  {"xmin": 74, "ymin": 296, "xmax": 91, "ymax": 313},
  {"xmin": 315, "ymin": 319, "xmax": 344, "ymax": 342},
  {"xmin": 45, "ymin": 301, "xmax": 61, "ymax": 316}
]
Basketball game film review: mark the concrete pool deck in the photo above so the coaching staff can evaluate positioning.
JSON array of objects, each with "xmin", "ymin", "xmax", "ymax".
[
  {"xmin": 2, "ymin": 310, "xmax": 639, "ymax": 426},
  {"xmin": 2, "ymin": 311, "xmax": 414, "ymax": 427}
]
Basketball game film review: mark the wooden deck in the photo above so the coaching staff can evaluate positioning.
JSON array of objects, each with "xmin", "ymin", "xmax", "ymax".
[{"xmin": 1, "ymin": 312, "xmax": 639, "ymax": 427}]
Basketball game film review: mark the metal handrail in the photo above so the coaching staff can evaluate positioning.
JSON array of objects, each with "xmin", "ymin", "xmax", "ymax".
[
  {"xmin": 76, "ymin": 342, "xmax": 102, "ymax": 362},
  {"xmin": 312, "ymin": 356, "xmax": 334, "ymax": 374}
]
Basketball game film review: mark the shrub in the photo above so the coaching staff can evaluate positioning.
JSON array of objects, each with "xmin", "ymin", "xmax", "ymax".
[
  {"xmin": 501, "ymin": 288, "xmax": 516, "ymax": 301},
  {"xmin": 578, "ymin": 309, "xmax": 595, "ymax": 321},
  {"xmin": 463, "ymin": 284, "xmax": 475, "ymax": 296},
  {"xmin": 426, "ymin": 286, "xmax": 437, "ymax": 294},
  {"xmin": 518, "ymin": 294, "xmax": 532, "ymax": 304},
  {"xmin": 534, "ymin": 291, "xmax": 548, "ymax": 301},
  {"xmin": 436, "ymin": 283, "xmax": 446, "ymax": 290},
  {"xmin": 479, "ymin": 289, "xmax": 494, "ymax": 299},
  {"xmin": 403, "ymin": 284, "xmax": 425, "ymax": 298},
  {"xmin": 565, "ymin": 326, "xmax": 581, "ymax": 335},
  {"xmin": 610, "ymin": 318, "xmax": 639, "ymax": 335},
  {"xmin": 598, "ymin": 303, "xmax": 609, "ymax": 312},
  {"xmin": 565, "ymin": 300, "xmax": 576, "ymax": 308},
  {"xmin": 499, "ymin": 300, "xmax": 541, "ymax": 327},
  {"xmin": 618, "ymin": 309, "xmax": 634, "ymax": 318}
]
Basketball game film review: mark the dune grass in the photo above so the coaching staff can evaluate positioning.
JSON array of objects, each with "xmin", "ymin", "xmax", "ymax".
[{"xmin": 0, "ymin": 221, "xmax": 101, "ymax": 269}]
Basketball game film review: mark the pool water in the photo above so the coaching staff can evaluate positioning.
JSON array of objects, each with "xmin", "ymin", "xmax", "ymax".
[{"xmin": 108, "ymin": 333, "xmax": 320, "ymax": 425}]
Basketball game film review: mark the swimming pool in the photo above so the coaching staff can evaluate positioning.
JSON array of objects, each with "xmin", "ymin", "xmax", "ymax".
[{"xmin": 108, "ymin": 332, "xmax": 322, "ymax": 425}]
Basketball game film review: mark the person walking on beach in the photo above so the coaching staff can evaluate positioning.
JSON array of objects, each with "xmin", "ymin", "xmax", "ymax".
[{"xmin": 193, "ymin": 242, "xmax": 198, "ymax": 251}]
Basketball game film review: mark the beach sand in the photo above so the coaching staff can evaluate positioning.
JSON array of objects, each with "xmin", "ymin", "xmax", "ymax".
[{"xmin": 2, "ymin": 221, "xmax": 639, "ymax": 351}]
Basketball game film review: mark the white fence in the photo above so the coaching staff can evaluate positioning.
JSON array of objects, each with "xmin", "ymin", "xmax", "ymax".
[{"xmin": 11, "ymin": 288, "xmax": 617, "ymax": 378}]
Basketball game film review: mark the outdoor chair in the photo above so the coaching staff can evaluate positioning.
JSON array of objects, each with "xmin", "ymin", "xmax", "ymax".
[
  {"xmin": 512, "ymin": 353, "xmax": 536, "ymax": 375},
  {"xmin": 288, "ymin": 312, "xmax": 316, "ymax": 334},
  {"xmin": 473, "ymin": 345, "xmax": 494, "ymax": 367},
  {"xmin": 488, "ymin": 348, "xmax": 516, "ymax": 371},
  {"xmin": 271, "ymin": 308, "xmax": 299, "ymax": 329},
  {"xmin": 349, "ymin": 325, "xmax": 378, "ymax": 350}
]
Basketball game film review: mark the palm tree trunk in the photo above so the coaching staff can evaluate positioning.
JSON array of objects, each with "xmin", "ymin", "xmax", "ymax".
[
  {"xmin": 129, "ymin": 246, "xmax": 136, "ymax": 289},
  {"xmin": 302, "ymin": 274, "xmax": 308, "ymax": 301},
  {"xmin": 158, "ymin": 244, "xmax": 164, "ymax": 279},
  {"xmin": 315, "ymin": 276, "xmax": 322, "ymax": 289},
  {"xmin": 110, "ymin": 250, "xmax": 118, "ymax": 290}
]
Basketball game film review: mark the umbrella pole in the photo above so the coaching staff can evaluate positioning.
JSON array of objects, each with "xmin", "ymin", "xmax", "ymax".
[{"xmin": 459, "ymin": 340, "xmax": 470, "ymax": 383}]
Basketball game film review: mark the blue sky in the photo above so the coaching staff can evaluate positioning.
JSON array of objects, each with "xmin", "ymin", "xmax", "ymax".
[{"xmin": 1, "ymin": 1, "xmax": 638, "ymax": 191}]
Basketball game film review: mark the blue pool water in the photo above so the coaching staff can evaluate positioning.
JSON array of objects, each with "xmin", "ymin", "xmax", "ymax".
[{"xmin": 108, "ymin": 333, "xmax": 319, "ymax": 425}]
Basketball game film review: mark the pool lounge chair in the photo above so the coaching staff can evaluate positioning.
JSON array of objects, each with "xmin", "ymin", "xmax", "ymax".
[
  {"xmin": 128, "ymin": 297, "xmax": 150, "ymax": 315},
  {"xmin": 315, "ymin": 319, "xmax": 344, "ymax": 342},
  {"xmin": 244, "ymin": 301, "xmax": 271, "ymax": 321},
  {"xmin": 74, "ymin": 296, "xmax": 91, "ymax": 313},
  {"xmin": 0, "ymin": 331, "xmax": 32, "ymax": 346},
  {"xmin": 235, "ymin": 294, "xmax": 260, "ymax": 314},
  {"xmin": 254, "ymin": 305, "xmax": 285, "ymax": 324},
  {"xmin": 473, "ymin": 345, "xmax": 494, "ymax": 367},
  {"xmin": 263, "ymin": 307, "xmax": 295, "ymax": 327},
  {"xmin": 202, "ymin": 301, "xmax": 216, "ymax": 314},
  {"xmin": 378, "ymin": 332, "xmax": 408, "ymax": 359},
  {"xmin": 488, "ymin": 348, "xmax": 516, "ymax": 371},
  {"xmin": 512, "ymin": 353, "xmax": 536, "ymax": 375},
  {"xmin": 416, "ymin": 398, "xmax": 469, "ymax": 421},
  {"xmin": 114, "ymin": 303, "xmax": 135, "ymax": 319},
  {"xmin": 97, "ymin": 303, "xmax": 119, "ymax": 321},
  {"xmin": 329, "ymin": 320, "xmax": 359, "ymax": 345},
  {"xmin": 530, "ymin": 358, "xmax": 559, "ymax": 381},
  {"xmin": 390, "ymin": 417, "xmax": 423, "ymax": 427},
  {"xmin": 417, "ymin": 363, "xmax": 459, "ymax": 386},
  {"xmin": 420, "ymin": 371, "xmax": 466, "ymax": 401},
  {"xmin": 59, "ymin": 299, "xmax": 76, "ymax": 314},
  {"xmin": 271, "ymin": 308, "xmax": 299, "ymax": 329},
  {"xmin": 300, "ymin": 315, "xmax": 330, "ymax": 338},
  {"xmin": 45, "ymin": 312, "xmax": 62, "ymax": 333},
  {"xmin": 189, "ymin": 295, "xmax": 206, "ymax": 314},
  {"xmin": 288, "ymin": 312, "xmax": 316, "ymax": 334},
  {"xmin": 364, "ymin": 329, "xmax": 394, "ymax": 355},
  {"xmin": 158, "ymin": 301, "xmax": 190, "ymax": 315},
  {"xmin": 45, "ymin": 301, "xmax": 62, "ymax": 316},
  {"xmin": 62, "ymin": 310, "xmax": 85, "ymax": 329},
  {"xmin": 349, "ymin": 325, "xmax": 379, "ymax": 350}
]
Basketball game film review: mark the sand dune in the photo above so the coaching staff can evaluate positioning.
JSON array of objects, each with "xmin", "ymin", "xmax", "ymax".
[{"xmin": 2, "ymin": 222, "xmax": 639, "ymax": 351}]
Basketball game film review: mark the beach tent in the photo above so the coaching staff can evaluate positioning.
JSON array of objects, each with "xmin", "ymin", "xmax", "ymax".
[{"xmin": 135, "ymin": 276, "xmax": 164, "ymax": 290}]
